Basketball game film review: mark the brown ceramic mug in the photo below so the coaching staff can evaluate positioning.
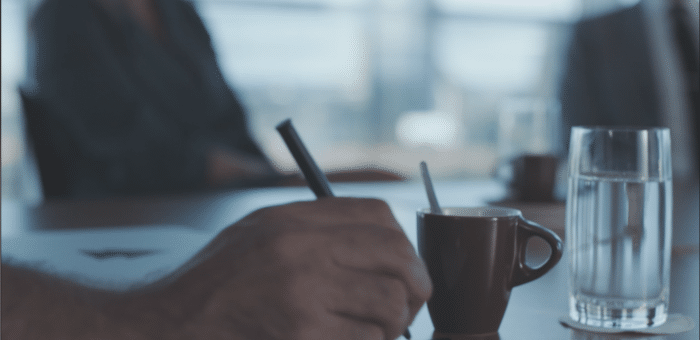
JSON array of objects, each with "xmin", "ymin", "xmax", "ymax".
[{"xmin": 417, "ymin": 207, "xmax": 563, "ymax": 335}]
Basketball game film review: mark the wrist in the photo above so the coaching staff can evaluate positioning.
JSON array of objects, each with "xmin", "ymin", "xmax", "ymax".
[
  {"xmin": 141, "ymin": 229, "xmax": 259, "ymax": 340},
  {"xmin": 1, "ymin": 264, "xmax": 179, "ymax": 339}
]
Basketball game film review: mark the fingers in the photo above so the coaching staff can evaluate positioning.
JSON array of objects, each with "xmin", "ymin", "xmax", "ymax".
[
  {"xmin": 272, "ymin": 221, "xmax": 431, "ymax": 319},
  {"xmin": 294, "ymin": 311, "xmax": 385, "ymax": 340},
  {"xmin": 329, "ymin": 225, "xmax": 433, "ymax": 319},
  {"xmin": 273, "ymin": 225, "xmax": 429, "ymax": 340},
  {"xmin": 232, "ymin": 197, "xmax": 431, "ymax": 339},
  {"xmin": 326, "ymin": 269, "xmax": 410, "ymax": 340},
  {"xmin": 286, "ymin": 265, "xmax": 407, "ymax": 340}
]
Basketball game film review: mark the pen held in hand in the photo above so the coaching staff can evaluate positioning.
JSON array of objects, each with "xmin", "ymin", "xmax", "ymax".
[
  {"xmin": 275, "ymin": 119, "xmax": 411, "ymax": 339},
  {"xmin": 276, "ymin": 119, "xmax": 334, "ymax": 198}
]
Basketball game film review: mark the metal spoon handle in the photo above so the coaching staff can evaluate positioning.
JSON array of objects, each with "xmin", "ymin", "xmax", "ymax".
[{"xmin": 420, "ymin": 161, "xmax": 442, "ymax": 215}]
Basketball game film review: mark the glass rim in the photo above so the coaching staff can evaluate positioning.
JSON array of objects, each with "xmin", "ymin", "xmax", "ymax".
[
  {"xmin": 418, "ymin": 206, "xmax": 522, "ymax": 218},
  {"xmin": 571, "ymin": 125, "xmax": 669, "ymax": 133}
]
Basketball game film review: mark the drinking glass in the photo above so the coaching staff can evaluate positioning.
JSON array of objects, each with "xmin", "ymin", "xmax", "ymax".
[{"xmin": 566, "ymin": 126, "xmax": 673, "ymax": 330}]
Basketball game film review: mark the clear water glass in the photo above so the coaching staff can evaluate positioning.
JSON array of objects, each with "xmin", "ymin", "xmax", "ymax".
[{"xmin": 566, "ymin": 126, "xmax": 672, "ymax": 330}]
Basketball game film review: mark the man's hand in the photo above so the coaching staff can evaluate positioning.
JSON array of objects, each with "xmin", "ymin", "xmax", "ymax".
[
  {"xmin": 169, "ymin": 197, "xmax": 432, "ymax": 340},
  {"xmin": 1, "ymin": 198, "xmax": 431, "ymax": 340}
]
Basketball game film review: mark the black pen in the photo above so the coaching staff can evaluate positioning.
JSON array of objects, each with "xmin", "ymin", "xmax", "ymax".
[
  {"xmin": 276, "ymin": 119, "xmax": 334, "ymax": 198},
  {"xmin": 276, "ymin": 119, "xmax": 411, "ymax": 340}
]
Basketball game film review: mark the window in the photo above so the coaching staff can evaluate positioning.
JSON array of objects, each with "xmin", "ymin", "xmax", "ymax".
[
  {"xmin": 2, "ymin": 0, "xmax": 598, "ymax": 201},
  {"xmin": 1, "ymin": 0, "xmax": 38, "ymax": 202},
  {"xmin": 195, "ymin": 0, "xmax": 578, "ymax": 178}
]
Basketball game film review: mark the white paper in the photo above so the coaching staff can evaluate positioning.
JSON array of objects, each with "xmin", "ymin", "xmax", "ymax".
[{"xmin": 2, "ymin": 225, "xmax": 216, "ymax": 290}]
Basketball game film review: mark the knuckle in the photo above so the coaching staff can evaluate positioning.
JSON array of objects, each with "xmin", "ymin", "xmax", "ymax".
[
  {"xmin": 379, "ymin": 228, "xmax": 413, "ymax": 255},
  {"xmin": 272, "ymin": 232, "xmax": 318, "ymax": 262},
  {"xmin": 351, "ymin": 197, "xmax": 391, "ymax": 214},
  {"xmin": 385, "ymin": 279, "xmax": 409, "ymax": 309},
  {"xmin": 367, "ymin": 197, "xmax": 391, "ymax": 210}
]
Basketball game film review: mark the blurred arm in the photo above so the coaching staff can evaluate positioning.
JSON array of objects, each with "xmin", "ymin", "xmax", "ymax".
[
  {"xmin": 28, "ymin": 0, "xmax": 275, "ymax": 195},
  {"xmin": 1, "ymin": 264, "xmax": 176, "ymax": 339}
]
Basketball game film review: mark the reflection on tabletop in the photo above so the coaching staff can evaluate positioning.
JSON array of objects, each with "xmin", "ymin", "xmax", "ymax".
[{"xmin": 1, "ymin": 180, "xmax": 697, "ymax": 340}]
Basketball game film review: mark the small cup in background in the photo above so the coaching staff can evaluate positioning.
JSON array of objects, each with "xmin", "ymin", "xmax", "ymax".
[{"xmin": 510, "ymin": 153, "xmax": 561, "ymax": 202}]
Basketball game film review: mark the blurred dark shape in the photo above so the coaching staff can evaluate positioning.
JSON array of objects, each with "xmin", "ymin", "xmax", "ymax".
[
  {"xmin": 561, "ymin": 0, "xmax": 697, "ymax": 157},
  {"xmin": 432, "ymin": 332, "xmax": 500, "ymax": 340},
  {"xmin": 560, "ymin": 0, "xmax": 699, "ymax": 245},
  {"xmin": 669, "ymin": 0, "xmax": 699, "ymax": 150},
  {"xmin": 22, "ymin": 0, "xmax": 277, "ymax": 199},
  {"xmin": 510, "ymin": 154, "xmax": 560, "ymax": 202},
  {"xmin": 561, "ymin": 3, "xmax": 662, "ymax": 133},
  {"xmin": 20, "ymin": 89, "xmax": 76, "ymax": 198}
]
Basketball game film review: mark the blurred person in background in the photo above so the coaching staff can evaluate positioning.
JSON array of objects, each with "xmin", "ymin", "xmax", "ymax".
[
  {"xmin": 560, "ymin": 0, "xmax": 699, "ymax": 246},
  {"xmin": 8, "ymin": 2, "xmax": 428, "ymax": 339},
  {"xmin": 23, "ymin": 0, "xmax": 281, "ymax": 199},
  {"xmin": 23, "ymin": 0, "xmax": 403, "ymax": 200}
]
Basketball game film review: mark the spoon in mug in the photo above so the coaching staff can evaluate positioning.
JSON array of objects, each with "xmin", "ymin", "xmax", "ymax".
[{"xmin": 420, "ymin": 161, "xmax": 442, "ymax": 215}]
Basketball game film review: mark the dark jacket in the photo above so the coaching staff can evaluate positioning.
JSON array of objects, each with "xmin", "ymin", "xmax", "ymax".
[
  {"xmin": 560, "ymin": 3, "xmax": 662, "ymax": 147},
  {"xmin": 25, "ymin": 0, "xmax": 272, "ymax": 198}
]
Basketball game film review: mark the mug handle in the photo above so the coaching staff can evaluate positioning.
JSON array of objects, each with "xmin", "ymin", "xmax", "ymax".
[{"xmin": 510, "ymin": 217, "xmax": 563, "ymax": 287}]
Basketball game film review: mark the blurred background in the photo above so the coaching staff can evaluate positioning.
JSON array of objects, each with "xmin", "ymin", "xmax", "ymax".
[{"xmin": 2, "ymin": 0, "xmax": 639, "ymax": 203}]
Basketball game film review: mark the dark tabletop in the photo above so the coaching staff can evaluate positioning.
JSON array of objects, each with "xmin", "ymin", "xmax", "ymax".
[{"xmin": 2, "ymin": 180, "xmax": 697, "ymax": 340}]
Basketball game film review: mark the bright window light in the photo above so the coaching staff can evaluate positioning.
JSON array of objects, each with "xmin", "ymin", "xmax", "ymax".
[{"xmin": 395, "ymin": 111, "xmax": 460, "ymax": 150}]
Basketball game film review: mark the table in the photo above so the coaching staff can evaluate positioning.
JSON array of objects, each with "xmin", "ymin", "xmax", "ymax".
[{"xmin": 2, "ymin": 180, "xmax": 698, "ymax": 339}]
